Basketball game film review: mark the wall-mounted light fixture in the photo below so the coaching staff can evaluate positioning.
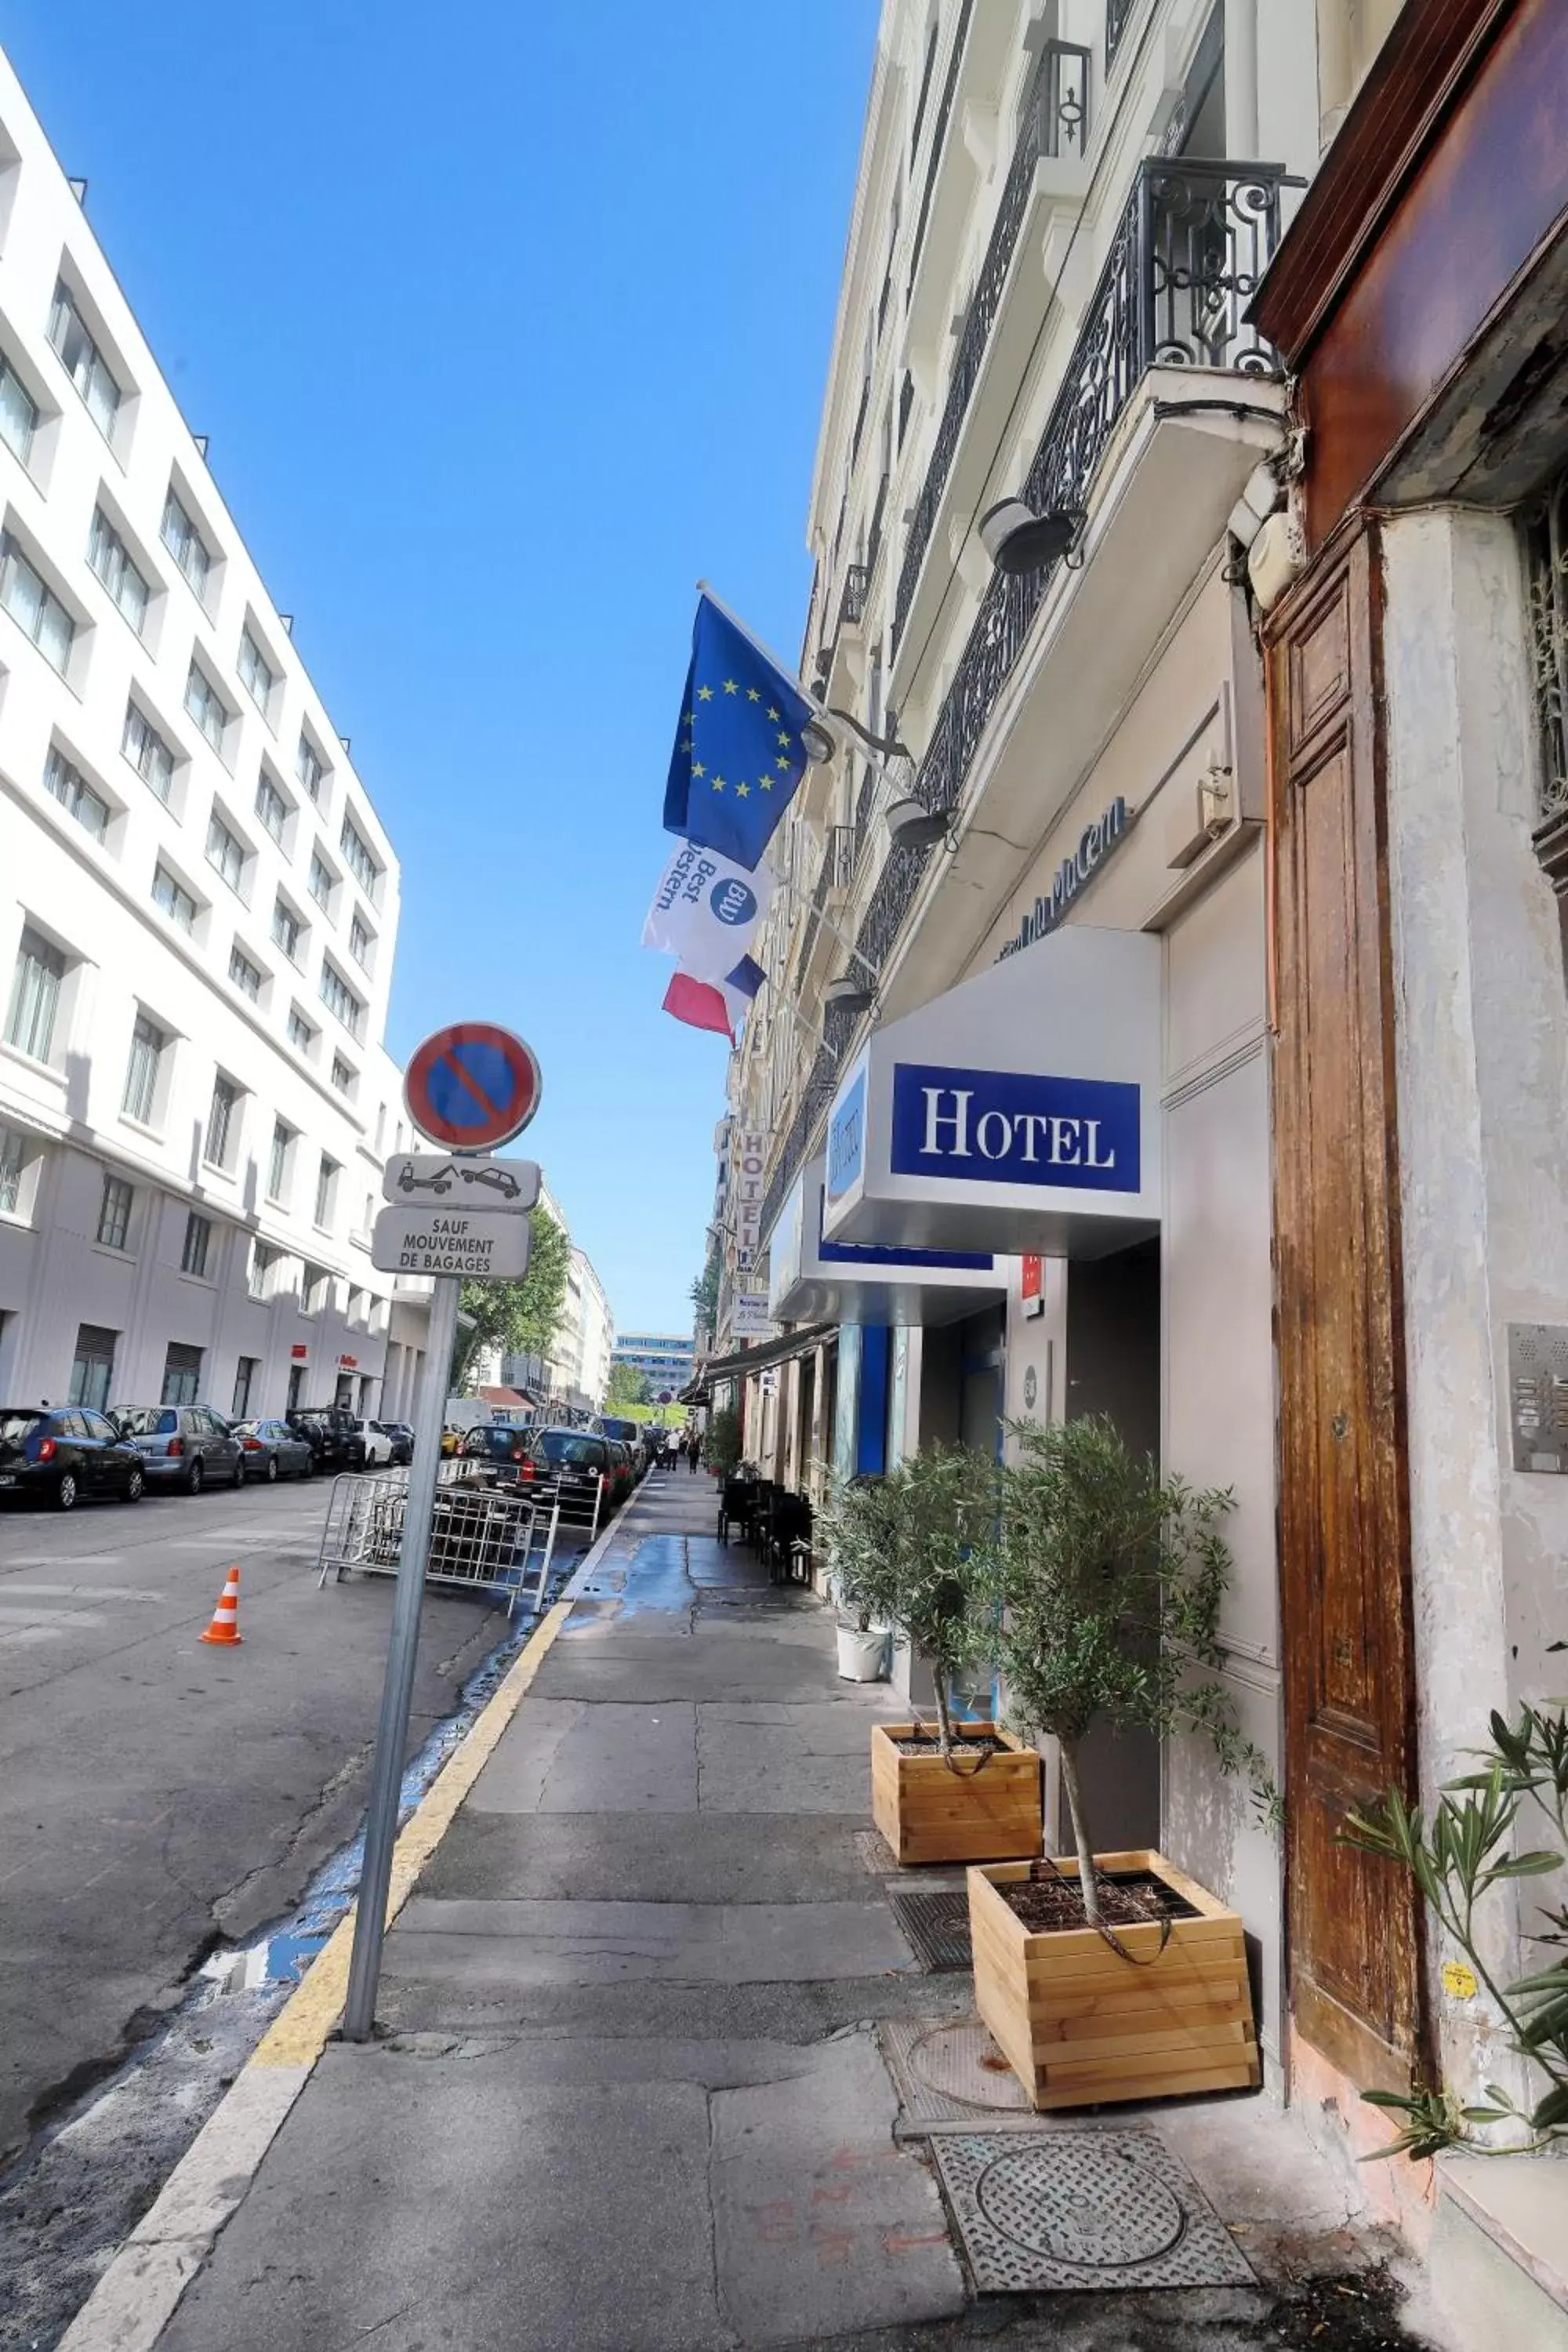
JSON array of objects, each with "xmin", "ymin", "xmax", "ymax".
[{"xmin": 978, "ymin": 495, "xmax": 1084, "ymax": 576}]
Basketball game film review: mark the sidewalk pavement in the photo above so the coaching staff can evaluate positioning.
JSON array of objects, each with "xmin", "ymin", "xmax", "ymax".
[{"xmin": 123, "ymin": 1472, "xmax": 1432, "ymax": 2352}]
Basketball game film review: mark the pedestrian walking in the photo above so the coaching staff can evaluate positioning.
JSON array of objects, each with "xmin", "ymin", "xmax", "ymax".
[{"xmin": 686, "ymin": 1430, "xmax": 700, "ymax": 1474}]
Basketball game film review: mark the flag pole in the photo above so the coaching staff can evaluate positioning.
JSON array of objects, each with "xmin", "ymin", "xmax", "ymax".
[{"xmin": 694, "ymin": 578, "xmax": 826, "ymax": 715}]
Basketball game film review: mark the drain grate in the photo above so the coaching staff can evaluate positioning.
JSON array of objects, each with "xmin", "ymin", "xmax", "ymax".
[
  {"xmin": 931, "ymin": 2130, "xmax": 1255, "ymax": 2292},
  {"xmin": 888, "ymin": 1888, "xmax": 973, "ymax": 1971}
]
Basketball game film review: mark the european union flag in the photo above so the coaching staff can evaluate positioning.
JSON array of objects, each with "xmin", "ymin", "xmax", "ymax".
[{"xmin": 663, "ymin": 593, "xmax": 817, "ymax": 872}]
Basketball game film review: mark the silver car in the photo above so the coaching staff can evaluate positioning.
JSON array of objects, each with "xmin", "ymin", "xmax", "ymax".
[{"xmin": 111, "ymin": 1404, "xmax": 245, "ymax": 1494}]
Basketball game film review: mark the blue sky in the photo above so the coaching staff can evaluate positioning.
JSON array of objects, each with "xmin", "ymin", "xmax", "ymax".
[{"xmin": 4, "ymin": 1, "xmax": 875, "ymax": 1334}]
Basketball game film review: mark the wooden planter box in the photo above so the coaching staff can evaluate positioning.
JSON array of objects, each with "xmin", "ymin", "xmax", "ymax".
[
  {"xmin": 870, "ymin": 1721, "xmax": 1043, "ymax": 1866},
  {"xmin": 969, "ymin": 1849, "xmax": 1260, "ymax": 2110}
]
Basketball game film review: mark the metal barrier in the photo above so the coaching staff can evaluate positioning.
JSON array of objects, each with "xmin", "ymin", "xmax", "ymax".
[{"xmin": 315, "ymin": 1465, "xmax": 578, "ymax": 1618}]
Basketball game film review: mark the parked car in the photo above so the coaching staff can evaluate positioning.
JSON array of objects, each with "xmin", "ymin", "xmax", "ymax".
[
  {"xmin": 347, "ymin": 1418, "xmax": 395, "ymax": 1469},
  {"xmin": 285, "ymin": 1408, "xmax": 365, "ymax": 1472},
  {"xmin": 440, "ymin": 1425, "xmax": 465, "ymax": 1457},
  {"xmin": 231, "ymin": 1417, "xmax": 316, "ymax": 1481},
  {"xmin": 111, "ymin": 1403, "xmax": 245, "ymax": 1494},
  {"xmin": 603, "ymin": 1438, "xmax": 635, "ymax": 1508},
  {"xmin": 592, "ymin": 1414, "xmax": 643, "ymax": 1470},
  {"xmin": 381, "ymin": 1421, "xmax": 416, "ymax": 1465},
  {"xmin": 532, "ymin": 1426, "xmax": 618, "ymax": 1520},
  {"xmin": 459, "ymin": 1422, "xmax": 541, "ymax": 1486},
  {"xmin": 0, "ymin": 1405, "xmax": 146, "ymax": 1509}
]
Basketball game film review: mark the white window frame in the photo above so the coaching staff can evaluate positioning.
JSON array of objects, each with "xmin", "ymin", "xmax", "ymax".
[
  {"xmin": 161, "ymin": 487, "xmax": 210, "ymax": 601},
  {"xmin": 238, "ymin": 626, "xmax": 274, "ymax": 714},
  {"xmin": 186, "ymin": 661, "xmax": 229, "ymax": 753},
  {"xmin": 271, "ymin": 895, "xmax": 303, "ymax": 963},
  {"xmin": 151, "ymin": 863, "xmax": 198, "ymax": 935},
  {"xmin": 96, "ymin": 1171, "xmax": 132, "ymax": 1251},
  {"xmin": 318, "ymin": 960, "xmax": 364, "ymax": 1039},
  {"xmin": 255, "ymin": 772, "xmax": 288, "ymax": 841},
  {"xmin": 205, "ymin": 809, "xmax": 246, "ymax": 895},
  {"xmin": 49, "ymin": 281, "xmax": 121, "ymax": 439},
  {"xmin": 0, "ymin": 354, "xmax": 38, "ymax": 468},
  {"xmin": 228, "ymin": 942, "xmax": 262, "ymax": 1001},
  {"xmin": 5, "ymin": 924, "xmax": 65, "ymax": 1062},
  {"xmin": 339, "ymin": 814, "xmax": 380, "ymax": 898},
  {"xmin": 87, "ymin": 506, "xmax": 149, "ymax": 636},
  {"xmin": 0, "ymin": 532, "xmax": 73, "ymax": 673},
  {"xmin": 123, "ymin": 702, "xmax": 176, "ymax": 803},
  {"xmin": 205, "ymin": 1073, "xmax": 239, "ymax": 1169},
  {"xmin": 121, "ymin": 1011, "xmax": 165, "ymax": 1126},
  {"xmin": 181, "ymin": 1210, "xmax": 212, "ymax": 1279}
]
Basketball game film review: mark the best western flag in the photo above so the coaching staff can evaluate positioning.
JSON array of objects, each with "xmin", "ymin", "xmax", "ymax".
[
  {"xmin": 663, "ymin": 593, "xmax": 816, "ymax": 871},
  {"xmin": 641, "ymin": 840, "xmax": 773, "ymax": 983}
]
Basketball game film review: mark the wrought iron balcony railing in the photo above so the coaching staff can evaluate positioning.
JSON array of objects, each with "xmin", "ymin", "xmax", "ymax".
[
  {"xmin": 895, "ymin": 41, "xmax": 1092, "ymax": 642},
  {"xmin": 758, "ymin": 157, "xmax": 1291, "ymax": 1246},
  {"xmin": 839, "ymin": 564, "xmax": 871, "ymax": 630}
]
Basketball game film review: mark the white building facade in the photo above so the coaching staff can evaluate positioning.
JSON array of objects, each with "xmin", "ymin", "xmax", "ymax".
[
  {"xmin": 0, "ymin": 45, "xmax": 424, "ymax": 1424},
  {"xmin": 612, "ymin": 1332, "xmax": 696, "ymax": 1400},
  {"xmin": 724, "ymin": 0, "xmax": 1327, "ymax": 2082}
]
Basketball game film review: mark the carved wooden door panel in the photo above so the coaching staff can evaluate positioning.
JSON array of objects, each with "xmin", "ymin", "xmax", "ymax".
[{"xmin": 1269, "ymin": 521, "xmax": 1425, "ymax": 2091}]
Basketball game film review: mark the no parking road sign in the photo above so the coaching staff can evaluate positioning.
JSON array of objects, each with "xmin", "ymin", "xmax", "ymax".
[{"xmin": 404, "ymin": 1022, "xmax": 542, "ymax": 1152}]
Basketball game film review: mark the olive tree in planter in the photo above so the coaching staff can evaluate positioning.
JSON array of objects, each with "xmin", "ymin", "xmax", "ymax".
[
  {"xmin": 816, "ymin": 1473, "xmax": 900, "ymax": 1682},
  {"xmin": 970, "ymin": 1414, "xmax": 1273, "ymax": 2109},
  {"xmin": 821, "ymin": 1445, "xmax": 1044, "ymax": 1866}
]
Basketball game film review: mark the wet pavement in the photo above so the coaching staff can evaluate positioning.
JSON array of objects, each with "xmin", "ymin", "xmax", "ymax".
[{"xmin": 116, "ymin": 1471, "xmax": 1436, "ymax": 2352}]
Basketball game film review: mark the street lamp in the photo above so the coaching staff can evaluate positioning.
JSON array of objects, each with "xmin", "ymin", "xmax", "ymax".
[{"xmin": 978, "ymin": 495, "xmax": 1084, "ymax": 576}]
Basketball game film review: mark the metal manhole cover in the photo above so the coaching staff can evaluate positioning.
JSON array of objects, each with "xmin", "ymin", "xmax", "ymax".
[
  {"xmin": 888, "ymin": 1888, "xmax": 972, "ymax": 1971},
  {"xmin": 931, "ymin": 2130, "xmax": 1256, "ymax": 2292}
]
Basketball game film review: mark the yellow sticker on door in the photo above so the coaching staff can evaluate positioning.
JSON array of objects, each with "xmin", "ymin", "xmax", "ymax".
[{"xmin": 1441, "ymin": 1959, "xmax": 1479, "ymax": 2000}]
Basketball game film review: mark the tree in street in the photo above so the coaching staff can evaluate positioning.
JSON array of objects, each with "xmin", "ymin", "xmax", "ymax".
[
  {"xmin": 448, "ymin": 1205, "xmax": 572, "ymax": 1392},
  {"xmin": 605, "ymin": 1359, "xmax": 652, "ymax": 1409}
]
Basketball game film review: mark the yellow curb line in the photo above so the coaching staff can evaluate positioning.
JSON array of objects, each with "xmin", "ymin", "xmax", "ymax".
[{"xmin": 252, "ymin": 1598, "xmax": 572, "ymax": 2068}]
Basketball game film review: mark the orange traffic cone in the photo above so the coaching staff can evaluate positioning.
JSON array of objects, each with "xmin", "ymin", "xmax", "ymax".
[{"xmin": 199, "ymin": 1565, "xmax": 241, "ymax": 1646}]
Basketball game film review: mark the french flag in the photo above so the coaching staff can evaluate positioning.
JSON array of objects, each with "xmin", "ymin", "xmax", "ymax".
[{"xmin": 662, "ymin": 955, "xmax": 763, "ymax": 1040}]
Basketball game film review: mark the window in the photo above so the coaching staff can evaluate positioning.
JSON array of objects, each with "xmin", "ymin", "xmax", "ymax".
[
  {"xmin": 0, "ymin": 1123, "xmax": 27, "ymax": 1214},
  {"xmin": 286, "ymin": 1007, "xmax": 314, "ymax": 1054},
  {"xmin": 49, "ymin": 283, "xmax": 120, "ymax": 437},
  {"xmin": 151, "ymin": 864, "xmax": 197, "ymax": 934},
  {"xmin": 238, "ymin": 627, "xmax": 274, "ymax": 713},
  {"xmin": 5, "ymin": 926, "xmax": 64, "ymax": 1061},
  {"xmin": 69, "ymin": 1323, "xmax": 117, "ymax": 1411},
  {"xmin": 308, "ymin": 852, "xmax": 334, "ymax": 910},
  {"xmin": 314, "ymin": 1154, "xmax": 337, "ymax": 1227},
  {"xmin": 232, "ymin": 1355, "xmax": 259, "ymax": 1419},
  {"xmin": 123, "ymin": 703, "xmax": 175, "ymax": 803},
  {"xmin": 0, "ymin": 534, "xmax": 72, "ymax": 673},
  {"xmin": 248, "ymin": 1240, "xmax": 278, "ymax": 1299},
  {"xmin": 271, "ymin": 897, "xmax": 303, "ymax": 961},
  {"xmin": 297, "ymin": 735, "xmax": 324, "ymax": 800},
  {"xmin": 186, "ymin": 663, "xmax": 228, "ymax": 753},
  {"xmin": 205, "ymin": 1073, "xmax": 238, "ymax": 1167},
  {"xmin": 162, "ymin": 1342, "xmax": 203, "ymax": 1406},
  {"xmin": 161, "ymin": 489, "xmax": 210, "ymax": 601},
  {"xmin": 267, "ymin": 1119, "xmax": 292, "ymax": 1200},
  {"xmin": 228, "ymin": 943, "xmax": 262, "ymax": 1000},
  {"xmin": 96, "ymin": 1173, "xmax": 132, "ymax": 1250},
  {"xmin": 181, "ymin": 1210, "xmax": 212, "ymax": 1278},
  {"xmin": 348, "ymin": 913, "xmax": 372, "ymax": 968},
  {"xmin": 255, "ymin": 774, "xmax": 288, "ymax": 841},
  {"xmin": 330, "ymin": 1052, "xmax": 354, "ymax": 1095},
  {"xmin": 318, "ymin": 962, "xmax": 363, "ymax": 1038},
  {"xmin": 44, "ymin": 748, "xmax": 108, "ymax": 842},
  {"xmin": 205, "ymin": 810, "xmax": 245, "ymax": 893},
  {"xmin": 302, "ymin": 1262, "xmax": 329, "ymax": 1316},
  {"xmin": 121, "ymin": 1013, "xmax": 165, "ymax": 1124},
  {"xmin": 339, "ymin": 815, "xmax": 379, "ymax": 896},
  {"xmin": 87, "ymin": 509, "xmax": 149, "ymax": 635},
  {"xmin": 0, "ymin": 356, "xmax": 38, "ymax": 466}
]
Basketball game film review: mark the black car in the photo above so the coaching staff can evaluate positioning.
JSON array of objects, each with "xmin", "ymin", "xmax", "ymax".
[
  {"xmin": 285, "ymin": 1408, "xmax": 366, "ymax": 1472},
  {"xmin": 532, "ymin": 1427, "xmax": 618, "ymax": 1521},
  {"xmin": 0, "ymin": 1406, "xmax": 146, "ymax": 1509},
  {"xmin": 459, "ymin": 1422, "xmax": 543, "ymax": 1486},
  {"xmin": 233, "ymin": 1418, "xmax": 316, "ymax": 1480},
  {"xmin": 381, "ymin": 1421, "xmax": 416, "ymax": 1465}
]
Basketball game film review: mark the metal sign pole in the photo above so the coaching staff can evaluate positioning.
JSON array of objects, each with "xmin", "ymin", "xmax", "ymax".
[{"xmin": 342, "ymin": 1269, "xmax": 461, "ymax": 2041}]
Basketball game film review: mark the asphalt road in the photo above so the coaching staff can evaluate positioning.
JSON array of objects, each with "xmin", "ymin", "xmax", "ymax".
[{"xmin": 0, "ymin": 1470, "xmax": 561, "ymax": 2168}]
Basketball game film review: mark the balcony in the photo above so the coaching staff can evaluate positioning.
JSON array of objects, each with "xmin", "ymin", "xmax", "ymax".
[
  {"xmin": 895, "ymin": 41, "xmax": 1093, "ymax": 642},
  {"xmin": 759, "ymin": 157, "xmax": 1294, "ymax": 1245}
]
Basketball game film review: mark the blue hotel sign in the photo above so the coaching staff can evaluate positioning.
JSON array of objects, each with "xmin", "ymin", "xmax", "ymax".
[
  {"xmin": 826, "ymin": 1067, "xmax": 866, "ymax": 1201},
  {"xmin": 889, "ymin": 1062, "xmax": 1141, "ymax": 1193}
]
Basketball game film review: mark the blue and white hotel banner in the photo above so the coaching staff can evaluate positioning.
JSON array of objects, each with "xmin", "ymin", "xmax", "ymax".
[
  {"xmin": 641, "ymin": 840, "xmax": 773, "ymax": 984},
  {"xmin": 821, "ymin": 924, "xmax": 1162, "ymax": 1258},
  {"xmin": 770, "ymin": 1155, "xmax": 1007, "ymax": 1330}
]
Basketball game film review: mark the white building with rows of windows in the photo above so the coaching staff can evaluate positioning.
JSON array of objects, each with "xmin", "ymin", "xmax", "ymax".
[{"xmin": 0, "ymin": 43, "xmax": 430, "ymax": 1425}]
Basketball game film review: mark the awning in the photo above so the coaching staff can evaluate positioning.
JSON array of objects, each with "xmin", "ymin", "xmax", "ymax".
[
  {"xmin": 770, "ymin": 1154, "xmax": 1007, "ymax": 1327},
  {"xmin": 477, "ymin": 1385, "xmax": 533, "ymax": 1411},
  {"xmin": 678, "ymin": 1321, "xmax": 834, "ymax": 1404},
  {"xmin": 822, "ymin": 924, "xmax": 1161, "ymax": 1255}
]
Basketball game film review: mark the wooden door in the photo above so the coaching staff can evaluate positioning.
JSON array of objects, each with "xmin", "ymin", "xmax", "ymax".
[{"xmin": 1269, "ymin": 521, "xmax": 1426, "ymax": 2092}]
